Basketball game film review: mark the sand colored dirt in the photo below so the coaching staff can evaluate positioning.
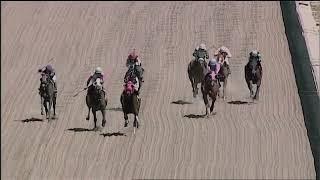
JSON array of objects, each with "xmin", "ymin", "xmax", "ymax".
[{"xmin": 1, "ymin": 1, "xmax": 316, "ymax": 179}]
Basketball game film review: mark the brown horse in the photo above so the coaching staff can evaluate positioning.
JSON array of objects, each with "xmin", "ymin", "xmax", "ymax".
[
  {"xmin": 201, "ymin": 73, "xmax": 220, "ymax": 117},
  {"xmin": 245, "ymin": 59, "xmax": 262, "ymax": 100},
  {"xmin": 86, "ymin": 78, "xmax": 107, "ymax": 130},
  {"xmin": 39, "ymin": 73, "xmax": 56, "ymax": 120},
  {"xmin": 188, "ymin": 58, "xmax": 208, "ymax": 98},
  {"xmin": 120, "ymin": 80, "xmax": 141, "ymax": 133},
  {"xmin": 216, "ymin": 53, "xmax": 230, "ymax": 100}
]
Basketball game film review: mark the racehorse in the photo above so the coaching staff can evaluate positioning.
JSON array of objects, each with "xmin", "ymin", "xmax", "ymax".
[
  {"xmin": 245, "ymin": 59, "xmax": 262, "ymax": 100},
  {"xmin": 120, "ymin": 80, "xmax": 141, "ymax": 133},
  {"xmin": 39, "ymin": 73, "xmax": 56, "ymax": 120},
  {"xmin": 86, "ymin": 78, "xmax": 107, "ymax": 129},
  {"xmin": 188, "ymin": 58, "xmax": 208, "ymax": 97},
  {"xmin": 216, "ymin": 53, "xmax": 230, "ymax": 100},
  {"xmin": 201, "ymin": 73, "xmax": 220, "ymax": 117}
]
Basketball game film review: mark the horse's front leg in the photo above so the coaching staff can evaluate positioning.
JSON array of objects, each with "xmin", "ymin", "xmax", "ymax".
[
  {"xmin": 92, "ymin": 109, "xmax": 97, "ymax": 130},
  {"xmin": 40, "ymin": 96, "xmax": 44, "ymax": 115},
  {"xmin": 192, "ymin": 79, "xmax": 197, "ymax": 98},
  {"xmin": 124, "ymin": 113, "xmax": 129, "ymax": 127},
  {"xmin": 247, "ymin": 80, "xmax": 253, "ymax": 98},
  {"xmin": 254, "ymin": 80, "xmax": 261, "ymax": 100},
  {"xmin": 101, "ymin": 109, "xmax": 106, "ymax": 127},
  {"xmin": 202, "ymin": 92, "xmax": 210, "ymax": 117},
  {"xmin": 53, "ymin": 96, "xmax": 56, "ymax": 117},
  {"xmin": 210, "ymin": 93, "xmax": 217, "ymax": 114},
  {"xmin": 134, "ymin": 115, "xmax": 139, "ymax": 129},
  {"xmin": 222, "ymin": 79, "xmax": 227, "ymax": 101},
  {"xmin": 43, "ymin": 100, "xmax": 49, "ymax": 118},
  {"xmin": 48, "ymin": 99, "xmax": 53, "ymax": 120}
]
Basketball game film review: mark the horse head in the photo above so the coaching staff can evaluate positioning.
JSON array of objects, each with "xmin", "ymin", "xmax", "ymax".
[
  {"xmin": 216, "ymin": 53, "xmax": 226, "ymax": 64},
  {"xmin": 248, "ymin": 59, "xmax": 259, "ymax": 75},
  {"xmin": 93, "ymin": 78, "xmax": 103, "ymax": 91}
]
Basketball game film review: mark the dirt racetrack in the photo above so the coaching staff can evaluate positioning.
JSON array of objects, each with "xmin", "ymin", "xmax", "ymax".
[{"xmin": 1, "ymin": 1, "xmax": 316, "ymax": 179}]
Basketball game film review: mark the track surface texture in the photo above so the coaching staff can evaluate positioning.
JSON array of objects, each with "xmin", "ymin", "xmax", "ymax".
[{"xmin": 1, "ymin": 1, "xmax": 316, "ymax": 179}]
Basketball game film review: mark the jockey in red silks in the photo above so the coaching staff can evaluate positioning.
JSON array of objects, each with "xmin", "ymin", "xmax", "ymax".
[{"xmin": 126, "ymin": 49, "xmax": 142, "ymax": 67}]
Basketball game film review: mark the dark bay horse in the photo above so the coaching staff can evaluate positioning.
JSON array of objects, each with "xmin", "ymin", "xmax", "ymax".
[
  {"xmin": 245, "ymin": 59, "xmax": 262, "ymax": 100},
  {"xmin": 120, "ymin": 80, "xmax": 141, "ymax": 134},
  {"xmin": 216, "ymin": 53, "xmax": 230, "ymax": 100},
  {"xmin": 86, "ymin": 78, "xmax": 107, "ymax": 129},
  {"xmin": 188, "ymin": 58, "xmax": 208, "ymax": 97},
  {"xmin": 201, "ymin": 73, "xmax": 220, "ymax": 117},
  {"xmin": 39, "ymin": 73, "xmax": 56, "ymax": 120}
]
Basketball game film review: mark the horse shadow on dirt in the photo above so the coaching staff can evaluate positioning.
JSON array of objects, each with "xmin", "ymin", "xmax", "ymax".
[
  {"xmin": 171, "ymin": 100, "xmax": 193, "ymax": 105},
  {"xmin": 184, "ymin": 114, "xmax": 207, "ymax": 118},
  {"xmin": 14, "ymin": 117, "xmax": 44, "ymax": 123},
  {"xmin": 227, "ymin": 100, "xmax": 255, "ymax": 105},
  {"xmin": 100, "ymin": 131, "xmax": 127, "ymax": 137},
  {"xmin": 106, "ymin": 107, "xmax": 123, "ymax": 112},
  {"xmin": 67, "ymin": 127, "xmax": 100, "ymax": 132}
]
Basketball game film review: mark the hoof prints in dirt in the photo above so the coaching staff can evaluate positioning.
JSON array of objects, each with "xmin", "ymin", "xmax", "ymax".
[
  {"xmin": 184, "ymin": 114, "xmax": 207, "ymax": 118},
  {"xmin": 228, "ymin": 101, "xmax": 251, "ymax": 105},
  {"xmin": 171, "ymin": 100, "xmax": 192, "ymax": 105},
  {"xmin": 15, "ymin": 117, "xmax": 43, "ymax": 123},
  {"xmin": 101, "ymin": 132, "xmax": 126, "ymax": 137}
]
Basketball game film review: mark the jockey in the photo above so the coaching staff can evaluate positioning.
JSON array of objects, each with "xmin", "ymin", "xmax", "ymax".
[
  {"xmin": 193, "ymin": 43, "xmax": 209, "ymax": 62},
  {"xmin": 207, "ymin": 58, "xmax": 221, "ymax": 81},
  {"xmin": 86, "ymin": 67, "xmax": 105, "ymax": 92},
  {"xmin": 126, "ymin": 49, "xmax": 142, "ymax": 67},
  {"xmin": 249, "ymin": 50, "xmax": 262, "ymax": 63},
  {"xmin": 38, "ymin": 64, "xmax": 57, "ymax": 92},
  {"xmin": 214, "ymin": 46, "xmax": 232, "ymax": 75},
  {"xmin": 124, "ymin": 70, "xmax": 140, "ymax": 98}
]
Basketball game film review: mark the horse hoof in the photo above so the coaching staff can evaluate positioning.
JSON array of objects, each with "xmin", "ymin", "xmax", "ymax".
[
  {"xmin": 124, "ymin": 122, "xmax": 128, "ymax": 127},
  {"xmin": 102, "ymin": 120, "xmax": 106, "ymax": 127},
  {"xmin": 41, "ymin": 112, "xmax": 44, "ymax": 115},
  {"xmin": 86, "ymin": 117, "xmax": 89, "ymax": 120}
]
